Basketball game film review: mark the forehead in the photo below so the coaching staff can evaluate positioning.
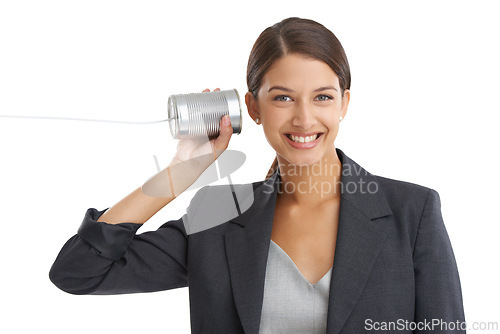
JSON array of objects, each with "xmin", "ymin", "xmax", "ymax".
[{"xmin": 262, "ymin": 54, "xmax": 340, "ymax": 90}]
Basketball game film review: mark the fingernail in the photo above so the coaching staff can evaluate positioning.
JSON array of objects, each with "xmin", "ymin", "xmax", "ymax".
[{"xmin": 223, "ymin": 115, "xmax": 230, "ymax": 126}]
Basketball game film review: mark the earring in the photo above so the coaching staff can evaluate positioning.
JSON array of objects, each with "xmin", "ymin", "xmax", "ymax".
[
  {"xmin": 255, "ymin": 117, "xmax": 260, "ymax": 124},
  {"xmin": 339, "ymin": 116, "xmax": 343, "ymax": 121}
]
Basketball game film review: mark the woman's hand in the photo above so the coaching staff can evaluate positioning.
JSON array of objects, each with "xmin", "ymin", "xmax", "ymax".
[{"xmin": 141, "ymin": 88, "xmax": 234, "ymax": 198}]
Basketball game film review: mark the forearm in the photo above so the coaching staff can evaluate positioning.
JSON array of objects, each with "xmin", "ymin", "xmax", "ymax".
[
  {"xmin": 98, "ymin": 159, "xmax": 206, "ymax": 225},
  {"xmin": 96, "ymin": 186, "xmax": 170, "ymax": 225}
]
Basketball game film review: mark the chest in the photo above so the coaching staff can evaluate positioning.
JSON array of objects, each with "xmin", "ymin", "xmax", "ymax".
[{"xmin": 270, "ymin": 197, "xmax": 340, "ymax": 285}]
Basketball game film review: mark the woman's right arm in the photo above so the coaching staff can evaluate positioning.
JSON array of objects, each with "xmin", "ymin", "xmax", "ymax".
[
  {"xmin": 48, "ymin": 159, "xmax": 201, "ymax": 295},
  {"xmin": 49, "ymin": 96, "xmax": 233, "ymax": 295}
]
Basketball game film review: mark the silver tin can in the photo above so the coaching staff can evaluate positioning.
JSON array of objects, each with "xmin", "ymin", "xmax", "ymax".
[{"xmin": 168, "ymin": 89, "xmax": 242, "ymax": 139}]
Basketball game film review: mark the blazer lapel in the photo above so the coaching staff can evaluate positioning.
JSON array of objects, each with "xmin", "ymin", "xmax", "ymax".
[
  {"xmin": 326, "ymin": 149, "xmax": 393, "ymax": 334},
  {"xmin": 225, "ymin": 170, "xmax": 278, "ymax": 334},
  {"xmin": 224, "ymin": 148, "xmax": 393, "ymax": 334}
]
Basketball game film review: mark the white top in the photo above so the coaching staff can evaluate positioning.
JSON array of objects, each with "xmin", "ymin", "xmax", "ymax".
[{"xmin": 258, "ymin": 239, "xmax": 333, "ymax": 334}]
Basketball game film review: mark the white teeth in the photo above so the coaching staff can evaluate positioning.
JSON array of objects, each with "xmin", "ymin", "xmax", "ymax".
[{"xmin": 290, "ymin": 134, "xmax": 318, "ymax": 143}]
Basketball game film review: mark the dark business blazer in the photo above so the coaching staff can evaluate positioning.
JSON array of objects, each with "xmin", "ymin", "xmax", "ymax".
[{"xmin": 49, "ymin": 148, "xmax": 466, "ymax": 333}]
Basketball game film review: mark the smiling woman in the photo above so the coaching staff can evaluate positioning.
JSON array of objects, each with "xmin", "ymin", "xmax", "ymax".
[
  {"xmin": 245, "ymin": 18, "xmax": 351, "ymax": 181},
  {"xmin": 246, "ymin": 54, "xmax": 348, "ymax": 175},
  {"xmin": 49, "ymin": 17, "xmax": 466, "ymax": 334}
]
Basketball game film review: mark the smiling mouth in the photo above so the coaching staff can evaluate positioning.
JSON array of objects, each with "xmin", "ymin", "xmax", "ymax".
[{"xmin": 285, "ymin": 133, "xmax": 324, "ymax": 143}]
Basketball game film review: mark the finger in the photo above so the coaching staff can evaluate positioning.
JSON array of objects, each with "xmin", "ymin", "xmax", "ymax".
[
  {"xmin": 202, "ymin": 88, "xmax": 210, "ymax": 92},
  {"xmin": 214, "ymin": 88, "xmax": 221, "ymax": 91},
  {"xmin": 214, "ymin": 115, "xmax": 232, "ymax": 152}
]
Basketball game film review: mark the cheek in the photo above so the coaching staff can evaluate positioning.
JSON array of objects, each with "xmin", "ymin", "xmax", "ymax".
[
  {"xmin": 326, "ymin": 102, "xmax": 343, "ymax": 125},
  {"xmin": 262, "ymin": 123, "xmax": 282, "ymax": 144},
  {"xmin": 260, "ymin": 110, "xmax": 283, "ymax": 133},
  {"xmin": 320, "ymin": 111, "xmax": 340, "ymax": 127}
]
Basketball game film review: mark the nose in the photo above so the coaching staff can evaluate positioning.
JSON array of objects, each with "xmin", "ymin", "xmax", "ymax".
[{"xmin": 292, "ymin": 101, "xmax": 317, "ymax": 129}]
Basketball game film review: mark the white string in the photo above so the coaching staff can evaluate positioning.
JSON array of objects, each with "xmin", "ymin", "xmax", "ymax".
[{"xmin": 0, "ymin": 114, "xmax": 173, "ymax": 124}]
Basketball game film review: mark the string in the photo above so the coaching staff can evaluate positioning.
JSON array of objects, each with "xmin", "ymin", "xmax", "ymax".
[{"xmin": 0, "ymin": 114, "xmax": 174, "ymax": 124}]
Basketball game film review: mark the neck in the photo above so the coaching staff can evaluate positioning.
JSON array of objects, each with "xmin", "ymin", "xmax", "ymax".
[{"xmin": 276, "ymin": 147, "xmax": 342, "ymax": 207}]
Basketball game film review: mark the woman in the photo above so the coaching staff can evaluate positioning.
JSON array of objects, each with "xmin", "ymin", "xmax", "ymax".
[{"xmin": 49, "ymin": 17, "xmax": 466, "ymax": 333}]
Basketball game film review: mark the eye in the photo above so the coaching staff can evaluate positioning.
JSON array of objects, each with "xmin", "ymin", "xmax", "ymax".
[
  {"xmin": 273, "ymin": 95, "xmax": 292, "ymax": 102},
  {"xmin": 315, "ymin": 94, "xmax": 333, "ymax": 101}
]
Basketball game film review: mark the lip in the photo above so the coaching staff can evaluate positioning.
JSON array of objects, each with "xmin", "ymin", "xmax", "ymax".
[{"xmin": 284, "ymin": 133, "xmax": 323, "ymax": 149}]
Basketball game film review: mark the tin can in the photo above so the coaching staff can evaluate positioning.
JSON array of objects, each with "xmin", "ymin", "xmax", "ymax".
[{"xmin": 167, "ymin": 89, "xmax": 242, "ymax": 139}]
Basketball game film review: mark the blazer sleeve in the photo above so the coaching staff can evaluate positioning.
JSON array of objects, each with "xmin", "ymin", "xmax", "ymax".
[
  {"xmin": 49, "ymin": 206, "xmax": 190, "ymax": 296},
  {"xmin": 413, "ymin": 188, "xmax": 466, "ymax": 333}
]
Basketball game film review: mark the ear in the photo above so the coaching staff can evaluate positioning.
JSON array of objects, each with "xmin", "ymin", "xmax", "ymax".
[
  {"xmin": 340, "ymin": 89, "xmax": 350, "ymax": 120},
  {"xmin": 245, "ymin": 91, "xmax": 260, "ymax": 122}
]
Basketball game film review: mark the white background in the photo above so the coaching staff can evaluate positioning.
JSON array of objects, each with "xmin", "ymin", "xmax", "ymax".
[{"xmin": 1, "ymin": 0, "xmax": 499, "ymax": 333}]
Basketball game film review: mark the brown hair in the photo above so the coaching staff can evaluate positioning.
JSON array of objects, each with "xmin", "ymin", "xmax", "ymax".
[{"xmin": 246, "ymin": 17, "xmax": 351, "ymax": 180}]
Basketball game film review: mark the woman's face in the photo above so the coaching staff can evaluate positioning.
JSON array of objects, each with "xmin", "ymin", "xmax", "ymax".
[{"xmin": 245, "ymin": 53, "xmax": 350, "ymax": 167}]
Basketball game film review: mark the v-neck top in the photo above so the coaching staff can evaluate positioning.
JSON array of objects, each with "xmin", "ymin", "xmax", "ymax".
[{"xmin": 258, "ymin": 239, "xmax": 333, "ymax": 334}]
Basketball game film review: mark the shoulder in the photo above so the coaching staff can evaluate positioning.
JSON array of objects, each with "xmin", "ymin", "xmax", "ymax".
[
  {"xmin": 338, "ymin": 148, "xmax": 438, "ymax": 217},
  {"xmin": 370, "ymin": 174, "xmax": 445, "ymax": 251},
  {"xmin": 373, "ymin": 173, "xmax": 439, "ymax": 218},
  {"xmin": 375, "ymin": 174, "xmax": 434, "ymax": 198}
]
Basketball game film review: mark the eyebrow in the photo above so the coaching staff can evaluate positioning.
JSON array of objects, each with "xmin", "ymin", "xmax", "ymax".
[{"xmin": 268, "ymin": 85, "xmax": 338, "ymax": 93}]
